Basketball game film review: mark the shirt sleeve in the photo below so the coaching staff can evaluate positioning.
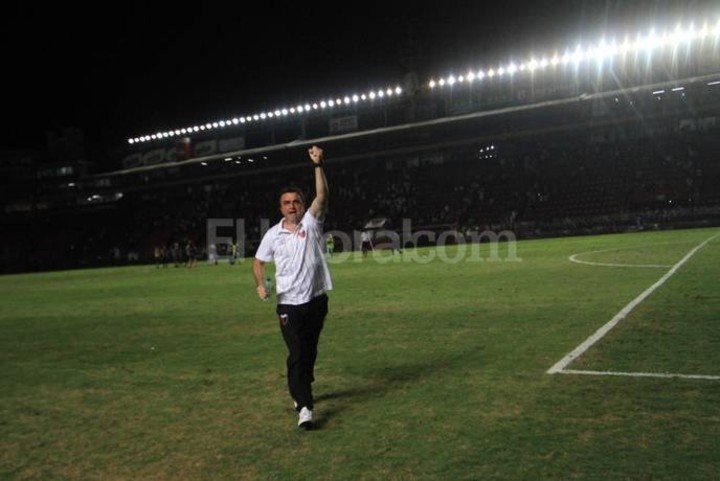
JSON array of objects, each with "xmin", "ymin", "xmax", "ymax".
[
  {"xmin": 255, "ymin": 230, "xmax": 274, "ymax": 262},
  {"xmin": 303, "ymin": 209, "xmax": 323, "ymax": 229}
]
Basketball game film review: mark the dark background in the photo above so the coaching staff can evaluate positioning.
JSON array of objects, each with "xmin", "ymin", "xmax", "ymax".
[{"xmin": 1, "ymin": 1, "xmax": 714, "ymax": 158}]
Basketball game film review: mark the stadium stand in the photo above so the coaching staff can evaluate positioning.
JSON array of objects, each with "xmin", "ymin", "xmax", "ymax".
[{"xmin": 2, "ymin": 30, "xmax": 720, "ymax": 272}]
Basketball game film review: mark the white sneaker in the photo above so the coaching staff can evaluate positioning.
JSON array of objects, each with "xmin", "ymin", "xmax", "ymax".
[{"xmin": 298, "ymin": 407, "xmax": 313, "ymax": 429}]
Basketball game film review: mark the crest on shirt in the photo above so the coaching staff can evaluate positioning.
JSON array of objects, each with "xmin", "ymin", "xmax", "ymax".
[{"xmin": 297, "ymin": 230, "xmax": 306, "ymax": 239}]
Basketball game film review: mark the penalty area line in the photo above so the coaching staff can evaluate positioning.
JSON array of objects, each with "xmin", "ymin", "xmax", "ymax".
[
  {"xmin": 560, "ymin": 369, "xmax": 720, "ymax": 381},
  {"xmin": 548, "ymin": 232, "xmax": 720, "ymax": 375}
]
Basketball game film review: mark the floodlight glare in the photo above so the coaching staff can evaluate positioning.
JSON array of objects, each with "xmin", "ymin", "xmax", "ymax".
[{"xmin": 429, "ymin": 79, "xmax": 436, "ymax": 88}]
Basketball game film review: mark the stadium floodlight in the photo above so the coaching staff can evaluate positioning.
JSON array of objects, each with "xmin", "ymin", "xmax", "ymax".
[
  {"xmin": 458, "ymin": 75, "xmax": 465, "ymax": 83},
  {"xmin": 361, "ymin": 93, "xmax": 367, "ymax": 100},
  {"xmin": 313, "ymin": 103, "xmax": 319, "ymax": 109},
  {"xmin": 467, "ymin": 72, "xmax": 476, "ymax": 82},
  {"xmin": 335, "ymin": 98, "xmax": 342, "ymax": 105},
  {"xmin": 447, "ymin": 75, "xmax": 456, "ymax": 85},
  {"xmin": 295, "ymin": 105, "xmax": 303, "ymax": 112},
  {"xmin": 289, "ymin": 107, "xmax": 296, "ymax": 114},
  {"xmin": 477, "ymin": 70, "xmax": 485, "ymax": 79},
  {"xmin": 260, "ymin": 112, "xmax": 267, "ymax": 119},
  {"xmin": 305, "ymin": 104, "xmax": 311, "ymax": 111},
  {"xmin": 652, "ymin": 89, "xmax": 666, "ymax": 94},
  {"xmin": 218, "ymin": 121, "xmax": 225, "ymax": 128},
  {"xmin": 507, "ymin": 63, "xmax": 518, "ymax": 75},
  {"xmin": 320, "ymin": 101, "xmax": 327, "ymax": 108},
  {"xmin": 328, "ymin": 99, "xmax": 336, "ymax": 106},
  {"xmin": 253, "ymin": 114, "xmax": 260, "ymax": 121},
  {"xmin": 211, "ymin": 122, "xmax": 218, "ymax": 128},
  {"xmin": 377, "ymin": 90, "xmax": 385, "ymax": 97},
  {"xmin": 128, "ymin": 139, "xmax": 134, "ymax": 144},
  {"xmin": 352, "ymin": 95, "xmax": 359, "ymax": 102},
  {"xmin": 672, "ymin": 86, "xmax": 685, "ymax": 91},
  {"xmin": 232, "ymin": 118, "xmax": 239, "ymax": 125},
  {"xmin": 368, "ymin": 92, "xmax": 376, "ymax": 99},
  {"xmin": 427, "ymin": 18, "xmax": 720, "ymax": 93},
  {"xmin": 707, "ymin": 80, "xmax": 720, "ymax": 86},
  {"xmin": 239, "ymin": 118, "xmax": 246, "ymax": 124},
  {"xmin": 386, "ymin": 88, "xmax": 393, "ymax": 96},
  {"xmin": 200, "ymin": 161, "xmax": 207, "ymax": 166},
  {"xmin": 199, "ymin": 126, "xmax": 206, "ymax": 131},
  {"xmin": 344, "ymin": 96, "xmax": 351, "ymax": 104}
]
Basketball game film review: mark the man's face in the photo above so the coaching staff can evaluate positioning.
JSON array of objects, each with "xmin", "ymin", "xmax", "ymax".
[{"xmin": 280, "ymin": 192, "xmax": 305, "ymax": 224}]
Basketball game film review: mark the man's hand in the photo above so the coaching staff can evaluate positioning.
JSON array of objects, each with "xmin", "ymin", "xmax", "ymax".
[
  {"xmin": 256, "ymin": 284, "xmax": 268, "ymax": 301},
  {"xmin": 308, "ymin": 146, "xmax": 324, "ymax": 164}
]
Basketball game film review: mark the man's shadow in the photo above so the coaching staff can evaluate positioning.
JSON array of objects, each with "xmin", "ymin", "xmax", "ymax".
[{"xmin": 311, "ymin": 350, "xmax": 477, "ymax": 429}]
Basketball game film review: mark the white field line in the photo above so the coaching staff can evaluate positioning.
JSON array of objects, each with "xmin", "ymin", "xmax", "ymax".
[
  {"xmin": 569, "ymin": 250, "xmax": 671, "ymax": 268},
  {"xmin": 548, "ymin": 232, "xmax": 720, "ymax": 375},
  {"xmin": 560, "ymin": 369, "xmax": 720, "ymax": 381}
]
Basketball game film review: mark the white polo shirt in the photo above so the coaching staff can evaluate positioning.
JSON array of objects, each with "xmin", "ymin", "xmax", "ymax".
[{"xmin": 255, "ymin": 209, "xmax": 333, "ymax": 305}]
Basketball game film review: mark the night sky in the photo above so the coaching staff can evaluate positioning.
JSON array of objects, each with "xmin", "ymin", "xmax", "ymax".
[{"xmin": 2, "ymin": 1, "xmax": 715, "ymax": 158}]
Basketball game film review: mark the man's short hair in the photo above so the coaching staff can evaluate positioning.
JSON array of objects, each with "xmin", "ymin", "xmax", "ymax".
[{"xmin": 279, "ymin": 186, "xmax": 306, "ymax": 204}]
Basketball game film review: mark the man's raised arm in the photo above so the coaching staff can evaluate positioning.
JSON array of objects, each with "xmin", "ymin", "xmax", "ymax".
[{"xmin": 308, "ymin": 145, "xmax": 329, "ymax": 220}]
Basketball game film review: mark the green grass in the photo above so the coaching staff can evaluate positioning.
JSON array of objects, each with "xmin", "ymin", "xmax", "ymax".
[{"xmin": 2, "ymin": 227, "xmax": 719, "ymax": 480}]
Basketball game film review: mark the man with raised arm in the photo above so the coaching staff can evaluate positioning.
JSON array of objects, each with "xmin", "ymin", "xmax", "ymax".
[{"xmin": 252, "ymin": 145, "xmax": 333, "ymax": 430}]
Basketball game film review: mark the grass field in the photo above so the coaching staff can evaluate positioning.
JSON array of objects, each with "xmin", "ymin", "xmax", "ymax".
[{"xmin": 2, "ymin": 227, "xmax": 719, "ymax": 480}]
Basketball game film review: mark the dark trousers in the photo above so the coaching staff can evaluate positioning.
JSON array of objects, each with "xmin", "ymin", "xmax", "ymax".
[{"xmin": 277, "ymin": 294, "xmax": 328, "ymax": 410}]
